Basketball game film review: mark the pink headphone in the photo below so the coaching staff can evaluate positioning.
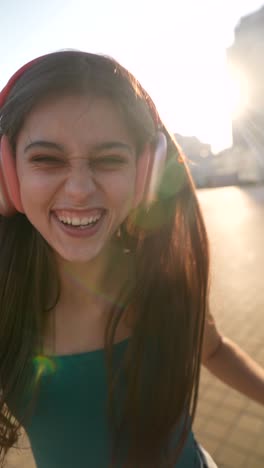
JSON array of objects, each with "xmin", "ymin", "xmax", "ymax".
[{"xmin": 0, "ymin": 54, "xmax": 167, "ymax": 217}]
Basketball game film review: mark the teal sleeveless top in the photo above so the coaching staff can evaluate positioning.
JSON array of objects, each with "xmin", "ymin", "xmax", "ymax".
[{"xmin": 9, "ymin": 338, "xmax": 203, "ymax": 467}]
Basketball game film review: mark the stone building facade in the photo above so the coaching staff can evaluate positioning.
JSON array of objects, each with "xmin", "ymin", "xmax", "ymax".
[{"xmin": 226, "ymin": 6, "xmax": 264, "ymax": 182}]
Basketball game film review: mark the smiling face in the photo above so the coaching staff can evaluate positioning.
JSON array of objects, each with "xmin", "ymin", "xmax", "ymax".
[{"xmin": 15, "ymin": 94, "xmax": 138, "ymax": 264}]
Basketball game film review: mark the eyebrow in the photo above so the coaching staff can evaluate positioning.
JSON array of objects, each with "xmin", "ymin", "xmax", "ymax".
[{"xmin": 24, "ymin": 140, "xmax": 134, "ymax": 155}]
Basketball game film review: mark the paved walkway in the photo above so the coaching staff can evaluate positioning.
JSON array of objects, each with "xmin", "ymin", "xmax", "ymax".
[
  {"xmin": 5, "ymin": 184, "xmax": 264, "ymax": 467},
  {"xmin": 194, "ymin": 184, "xmax": 264, "ymax": 468}
]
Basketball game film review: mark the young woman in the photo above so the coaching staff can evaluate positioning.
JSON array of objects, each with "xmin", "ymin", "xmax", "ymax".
[{"xmin": 0, "ymin": 50, "xmax": 263, "ymax": 468}]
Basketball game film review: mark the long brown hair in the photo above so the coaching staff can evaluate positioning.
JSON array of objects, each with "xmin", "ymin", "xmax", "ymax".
[{"xmin": 0, "ymin": 50, "xmax": 210, "ymax": 467}]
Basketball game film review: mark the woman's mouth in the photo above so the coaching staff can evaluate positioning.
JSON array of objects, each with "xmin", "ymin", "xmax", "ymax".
[{"xmin": 51, "ymin": 209, "xmax": 106, "ymax": 238}]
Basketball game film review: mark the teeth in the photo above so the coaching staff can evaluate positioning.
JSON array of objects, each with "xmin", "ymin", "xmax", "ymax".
[{"xmin": 56, "ymin": 214, "xmax": 101, "ymax": 226}]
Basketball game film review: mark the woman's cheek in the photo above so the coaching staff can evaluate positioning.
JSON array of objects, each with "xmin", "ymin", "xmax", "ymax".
[
  {"xmin": 109, "ymin": 176, "xmax": 135, "ymax": 210},
  {"xmin": 20, "ymin": 176, "xmax": 53, "ymax": 207}
]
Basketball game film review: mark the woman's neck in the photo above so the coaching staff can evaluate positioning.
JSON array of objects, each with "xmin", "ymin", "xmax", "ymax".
[
  {"xmin": 55, "ymin": 242, "xmax": 133, "ymax": 320},
  {"xmin": 43, "ymin": 244, "xmax": 134, "ymax": 355}
]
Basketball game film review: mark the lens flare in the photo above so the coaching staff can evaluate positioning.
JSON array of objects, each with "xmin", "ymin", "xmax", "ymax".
[{"xmin": 33, "ymin": 355, "xmax": 58, "ymax": 382}]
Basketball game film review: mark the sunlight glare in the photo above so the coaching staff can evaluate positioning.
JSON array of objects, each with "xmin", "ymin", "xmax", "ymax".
[{"xmin": 227, "ymin": 66, "xmax": 250, "ymax": 119}]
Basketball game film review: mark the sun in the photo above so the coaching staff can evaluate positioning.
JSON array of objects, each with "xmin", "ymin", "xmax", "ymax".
[{"xmin": 227, "ymin": 66, "xmax": 250, "ymax": 119}]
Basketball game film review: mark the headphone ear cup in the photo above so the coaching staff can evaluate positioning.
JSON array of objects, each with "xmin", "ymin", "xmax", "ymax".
[
  {"xmin": 133, "ymin": 132, "xmax": 167, "ymax": 209},
  {"xmin": 0, "ymin": 136, "xmax": 24, "ymax": 216},
  {"xmin": 133, "ymin": 144, "xmax": 151, "ymax": 209}
]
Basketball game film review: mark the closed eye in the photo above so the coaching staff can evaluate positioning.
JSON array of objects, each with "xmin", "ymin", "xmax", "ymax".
[
  {"xmin": 30, "ymin": 156, "xmax": 65, "ymax": 165},
  {"xmin": 90, "ymin": 156, "xmax": 128, "ymax": 169}
]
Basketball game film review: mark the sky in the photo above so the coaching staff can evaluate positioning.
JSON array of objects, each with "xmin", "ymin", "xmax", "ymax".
[{"xmin": 1, "ymin": 0, "xmax": 264, "ymax": 153}]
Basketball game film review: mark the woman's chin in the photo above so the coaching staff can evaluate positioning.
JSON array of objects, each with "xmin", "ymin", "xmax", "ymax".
[{"xmin": 54, "ymin": 245, "xmax": 105, "ymax": 265}]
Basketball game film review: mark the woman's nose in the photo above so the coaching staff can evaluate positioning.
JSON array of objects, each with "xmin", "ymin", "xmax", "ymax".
[{"xmin": 64, "ymin": 162, "xmax": 97, "ymax": 201}]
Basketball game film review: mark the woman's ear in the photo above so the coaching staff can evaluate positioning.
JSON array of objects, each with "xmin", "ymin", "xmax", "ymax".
[{"xmin": 0, "ymin": 135, "xmax": 24, "ymax": 215}]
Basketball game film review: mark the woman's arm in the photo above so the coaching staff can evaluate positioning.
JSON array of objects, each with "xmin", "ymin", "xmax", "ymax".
[{"xmin": 201, "ymin": 310, "xmax": 264, "ymax": 406}]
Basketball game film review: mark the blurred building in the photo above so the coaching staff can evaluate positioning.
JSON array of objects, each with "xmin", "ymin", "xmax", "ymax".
[
  {"xmin": 227, "ymin": 5, "xmax": 264, "ymax": 182},
  {"xmin": 175, "ymin": 132, "xmax": 263, "ymax": 188},
  {"xmin": 174, "ymin": 133, "xmax": 214, "ymax": 187}
]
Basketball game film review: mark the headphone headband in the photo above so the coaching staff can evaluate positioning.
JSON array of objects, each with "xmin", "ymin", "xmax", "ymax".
[
  {"xmin": 0, "ymin": 53, "xmax": 163, "ymax": 130},
  {"xmin": 0, "ymin": 56, "xmax": 46, "ymax": 109}
]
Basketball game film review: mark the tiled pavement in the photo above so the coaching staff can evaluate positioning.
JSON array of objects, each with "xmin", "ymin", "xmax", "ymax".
[
  {"xmin": 5, "ymin": 184, "xmax": 264, "ymax": 467},
  {"xmin": 193, "ymin": 184, "xmax": 264, "ymax": 468}
]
